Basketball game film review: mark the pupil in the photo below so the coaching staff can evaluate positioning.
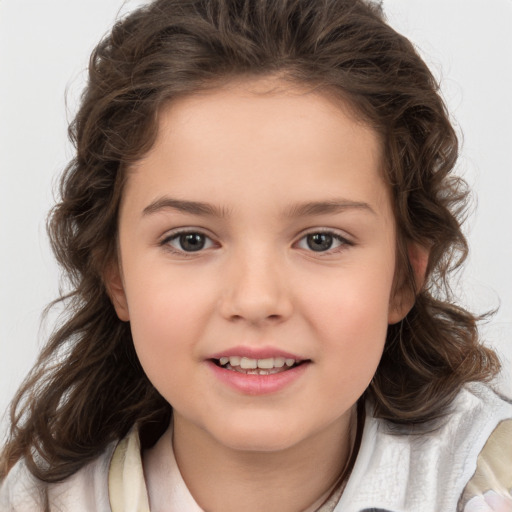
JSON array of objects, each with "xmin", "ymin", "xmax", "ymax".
[
  {"xmin": 307, "ymin": 233, "xmax": 333, "ymax": 251},
  {"xmin": 180, "ymin": 233, "xmax": 205, "ymax": 251}
]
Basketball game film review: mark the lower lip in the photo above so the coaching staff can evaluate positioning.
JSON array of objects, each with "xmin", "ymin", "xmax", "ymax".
[{"xmin": 207, "ymin": 361, "xmax": 309, "ymax": 395}]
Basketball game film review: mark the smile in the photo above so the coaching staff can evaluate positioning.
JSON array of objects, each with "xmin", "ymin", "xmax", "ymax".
[
  {"xmin": 215, "ymin": 356, "xmax": 300, "ymax": 375},
  {"xmin": 207, "ymin": 347, "xmax": 310, "ymax": 394}
]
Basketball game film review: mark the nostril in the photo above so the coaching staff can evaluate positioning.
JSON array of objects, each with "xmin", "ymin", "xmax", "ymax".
[{"xmin": 219, "ymin": 275, "xmax": 293, "ymax": 324}]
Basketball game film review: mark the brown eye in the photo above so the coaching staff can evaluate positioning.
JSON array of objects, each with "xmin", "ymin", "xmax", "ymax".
[
  {"xmin": 306, "ymin": 233, "xmax": 334, "ymax": 251},
  {"xmin": 296, "ymin": 231, "xmax": 351, "ymax": 253},
  {"xmin": 164, "ymin": 231, "xmax": 214, "ymax": 253},
  {"xmin": 178, "ymin": 233, "xmax": 206, "ymax": 251}
]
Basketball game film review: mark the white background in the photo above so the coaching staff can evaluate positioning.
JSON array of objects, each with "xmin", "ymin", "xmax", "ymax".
[{"xmin": 1, "ymin": 0, "xmax": 511, "ymax": 436}]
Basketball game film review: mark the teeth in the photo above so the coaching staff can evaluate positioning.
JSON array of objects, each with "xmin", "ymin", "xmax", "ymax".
[
  {"xmin": 240, "ymin": 357, "xmax": 258, "ymax": 369},
  {"xmin": 237, "ymin": 368, "xmax": 283, "ymax": 375},
  {"xmin": 219, "ymin": 356, "xmax": 298, "ymax": 369},
  {"xmin": 229, "ymin": 356, "xmax": 241, "ymax": 366},
  {"xmin": 274, "ymin": 357, "xmax": 285, "ymax": 368},
  {"xmin": 257, "ymin": 358, "xmax": 274, "ymax": 369}
]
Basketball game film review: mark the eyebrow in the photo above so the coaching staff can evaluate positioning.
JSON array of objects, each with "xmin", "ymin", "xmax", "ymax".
[
  {"xmin": 142, "ymin": 197, "xmax": 229, "ymax": 217},
  {"xmin": 142, "ymin": 196, "xmax": 375, "ymax": 219},
  {"xmin": 285, "ymin": 199, "xmax": 376, "ymax": 217}
]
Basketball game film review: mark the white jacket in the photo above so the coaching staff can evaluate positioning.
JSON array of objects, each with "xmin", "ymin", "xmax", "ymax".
[{"xmin": 1, "ymin": 382, "xmax": 511, "ymax": 512}]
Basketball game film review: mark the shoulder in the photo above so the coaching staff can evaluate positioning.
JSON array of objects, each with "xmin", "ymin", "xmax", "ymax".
[
  {"xmin": 0, "ymin": 443, "xmax": 115, "ymax": 512},
  {"xmin": 459, "ymin": 418, "xmax": 512, "ymax": 511},
  {"xmin": 336, "ymin": 383, "xmax": 512, "ymax": 512},
  {"xmin": 0, "ymin": 458, "xmax": 46, "ymax": 511},
  {"xmin": 451, "ymin": 381, "xmax": 512, "ymax": 424}
]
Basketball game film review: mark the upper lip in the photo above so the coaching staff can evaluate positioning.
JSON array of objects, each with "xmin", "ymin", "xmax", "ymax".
[{"xmin": 208, "ymin": 346, "xmax": 306, "ymax": 361}]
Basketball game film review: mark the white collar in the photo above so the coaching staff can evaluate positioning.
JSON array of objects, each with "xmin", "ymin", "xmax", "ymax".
[
  {"xmin": 107, "ymin": 383, "xmax": 512, "ymax": 512},
  {"xmin": 334, "ymin": 383, "xmax": 512, "ymax": 512}
]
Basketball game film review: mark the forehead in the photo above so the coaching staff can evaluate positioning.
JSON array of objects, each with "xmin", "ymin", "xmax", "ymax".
[
  {"xmin": 124, "ymin": 78, "xmax": 389, "ymax": 216},
  {"xmin": 154, "ymin": 77, "xmax": 378, "ymax": 155}
]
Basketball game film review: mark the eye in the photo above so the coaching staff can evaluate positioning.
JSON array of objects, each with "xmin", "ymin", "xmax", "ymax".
[
  {"xmin": 163, "ymin": 231, "xmax": 215, "ymax": 253},
  {"xmin": 296, "ymin": 231, "xmax": 350, "ymax": 253}
]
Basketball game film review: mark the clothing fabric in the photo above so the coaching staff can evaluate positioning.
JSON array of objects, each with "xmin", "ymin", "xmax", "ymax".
[{"xmin": 1, "ymin": 382, "xmax": 511, "ymax": 512}]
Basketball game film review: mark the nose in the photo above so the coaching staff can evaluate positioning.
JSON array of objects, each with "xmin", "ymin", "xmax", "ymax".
[{"xmin": 219, "ymin": 247, "xmax": 293, "ymax": 325}]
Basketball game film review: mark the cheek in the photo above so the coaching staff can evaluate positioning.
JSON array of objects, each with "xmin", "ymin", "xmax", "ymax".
[
  {"xmin": 303, "ymin": 258, "xmax": 395, "ymax": 325},
  {"xmin": 300, "ymin": 260, "xmax": 393, "ymax": 372},
  {"xmin": 312, "ymin": 294, "xmax": 388, "ymax": 404},
  {"xmin": 127, "ymin": 291, "xmax": 200, "ymax": 407},
  {"xmin": 318, "ymin": 294, "xmax": 388, "ymax": 369},
  {"xmin": 122, "ymin": 269, "xmax": 213, "ymax": 378},
  {"xmin": 124, "ymin": 257, "xmax": 214, "ymax": 328}
]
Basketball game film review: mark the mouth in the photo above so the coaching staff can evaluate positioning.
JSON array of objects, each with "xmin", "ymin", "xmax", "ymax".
[{"xmin": 211, "ymin": 356, "xmax": 307, "ymax": 376}]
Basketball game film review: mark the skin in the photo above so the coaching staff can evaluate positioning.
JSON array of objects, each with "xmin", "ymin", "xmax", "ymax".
[{"xmin": 107, "ymin": 78, "xmax": 415, "ymax": 511}]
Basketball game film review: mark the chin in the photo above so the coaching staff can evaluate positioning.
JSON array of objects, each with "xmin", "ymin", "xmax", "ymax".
[{"xmin": 209, "ymin": 416, "xmax": 309, "ymax": 453}]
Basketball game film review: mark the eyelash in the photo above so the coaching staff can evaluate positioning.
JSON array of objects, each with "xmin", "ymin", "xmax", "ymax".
[
  {"xmin": 294, "ymin": 229, "xmax": 353, "ymax": 254},
  {"xmin": 159, "ymin": 228, "xmax": 353, "ymax": 256},
  {"xmin": 160, "ymin": 229, "xmax": 217, "ymax": 256}
]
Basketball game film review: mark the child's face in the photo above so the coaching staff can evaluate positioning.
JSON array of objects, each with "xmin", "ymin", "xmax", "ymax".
[{"xmin": 109, "ymin": 79, "xmax": 407, "ymax": 452}]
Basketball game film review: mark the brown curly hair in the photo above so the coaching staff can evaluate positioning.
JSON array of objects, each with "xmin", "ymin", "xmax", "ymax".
[{"xmin": 0, "ymin": 0, "xmax": 500, "ymax": 483}]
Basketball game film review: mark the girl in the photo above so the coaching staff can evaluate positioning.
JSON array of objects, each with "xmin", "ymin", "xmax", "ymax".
[{"xmin": 1, "ymin": 0, "xmax": 511, "ymax": 510}]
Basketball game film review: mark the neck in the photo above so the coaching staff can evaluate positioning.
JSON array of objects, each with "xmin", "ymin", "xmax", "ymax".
[{"xmin": 171, "ymin": 408, "xmax": 357, "ymax": 512}]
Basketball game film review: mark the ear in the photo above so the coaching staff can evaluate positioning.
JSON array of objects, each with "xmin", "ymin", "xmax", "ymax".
[
  {"xmin": 388, "ymin": 242, "xmax": 429, "ymax": 325},
  {"xmin": 104, "ymin": 261, "xmax": 130, "ymax": 322}
]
